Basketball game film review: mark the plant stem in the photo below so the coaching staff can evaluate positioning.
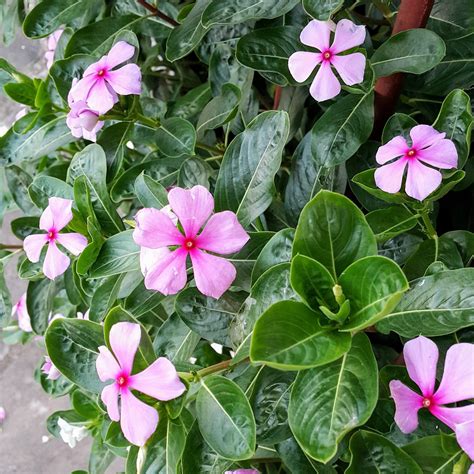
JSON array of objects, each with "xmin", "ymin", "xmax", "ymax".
[
  {"xmin": 136, "ymin": 113, "xmax": 160, "ymax": 128},
  {"xmin": 273, "ymin": 86, "xmax": 282, "ymax": 109},
  {"xmin": 420, "ymin": 211, "xmax": 439, "ymax": 260},
  {"xmin": 196, "ymin": 357, "xmax": 249, "ymax": 378},
  {"xmin": 0, "ymin": 244, "xmax": 23, "ymax": 250},
  {"xmin": 137, "ymin": 0, "xmax": 179, "ymax": 26},
  {"xmin": 196, "ymin": 143, "xmax": 222, "ymax": 155}
]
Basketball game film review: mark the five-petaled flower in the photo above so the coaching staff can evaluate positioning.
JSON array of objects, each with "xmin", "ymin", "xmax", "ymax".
[
  {"xmin": 133, "ymin": 185, "xmax": 250, "ymax": 299},
  {"xmin": 375, "ymin": 124, "xmax": 458, "ymax": 201},
  {"xmin": 288, "ymin": 19, "xmax": 366, "ymax": 102},
  {"xmin": 23, "ymin": 197, "xmax": 88, "ymax": 280},
  {"xmin": 69, "ymin": 41, "xmax": 141, "ymax": 114},
  {"xmin": 390, "ymin": 336, "xmax": 474, "ymax": 461},
  {"xmin": 11, "ymin": 293, "xmax": 32, "ymax": 333},
  {"xmin": 66, "ymin": 95, "xmax": 103, "ymax": 142},
  {"xmin": 96, "ymin": 322, "xmax": 186, "ymax": 446}
]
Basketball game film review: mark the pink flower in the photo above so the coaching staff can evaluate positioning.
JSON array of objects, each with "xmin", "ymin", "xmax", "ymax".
[
  {"xmin": 390, "ymin": 336, "xmax": 474, "ymax": 460},
  {"xmin": 23, "ymin": 197, "xmax": 88, "ymax": 280},
  {"xmin": 133, "ymin": 186, "xmax": 250, "ymax": 299},
  {"xmin": 0, "ymin": 406, "xmax": 5, "ymax": 423},
  {"xmin": 288, "ymin": 19, "xmax": 366, "ymax": 102},
  {"xmin": 225, "ymin": 470, "xmax": 259, "ymax": 474},
  {"xmin": 77, "ymin": 309, "xmax": 90, "ymax": 320},
  {"xmin": 45, "ymin": 29, "xmax": 64, "ymax": 69},
  {"xmin": 69, "ymin": 41, "xmax": 141, "ymax": 114},
  {"xmin": 42, "ymin": 356, "xmax": 61, "ymax": 380},
  {"xmin": 66, "ymin": 97, "xmax": 103, "ymax": 142},
  {"xmin": 96, "ymin": 322, "xmax": 186, "ymax": 446},
  {"xmin": 11, "ymin": 293, "xmax": 32, "ymax": 332},
  {"xmin": 375, "ymin": 124, "xmax": 458, "ymax": 201}
]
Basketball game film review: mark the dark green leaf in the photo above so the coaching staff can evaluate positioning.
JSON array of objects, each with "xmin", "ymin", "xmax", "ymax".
[
  {"xmin": 156, "ymin": 118, "xmax": 196, "ymax": 157},
  {"xmin": 134, "ymin": 173, "xmax": 168, "ymax": 209},
  {"xmin": 366, "ymin": 206, "xmax": 419, "ymax": 242},
  {"xmin": 27, "ymin": 278, "xmax": 56, "ymax": 335},
  {"xmin": 302, "ymin": 0, "xmax": 343, "ymax": 20}
]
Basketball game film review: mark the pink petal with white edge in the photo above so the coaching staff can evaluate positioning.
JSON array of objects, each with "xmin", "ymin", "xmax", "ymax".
[
  {"xmin": 410, "ymin": 124, "xmax": 445, "ymax": 150},
  {"xmin": 109, "ymin": 322, "xmax": 141, "ymax": 375},
  {"xmin": 43, "ymin": 242, "xmax": 70, "ymax": 280},
  {"xmin": 300, "ymin": 19, "xmax": 334, "ymax": 51},
  {"xmin": 389, "ymin": 380, "xmax": 423, "ymax": 433},
  {"xmin": 40, "ymin": 197, "xmax": 73, "ymax": 231},
  {"xmin": 288, "ymin": 51, "xmax": 321, "ymax": 83},
  {"xmin": 105, "ymin": 41, "xmax": 135, "ymax": 68},
  {"xmin": 23, "ymin": 233, "xmax": 47, "ymax": 262},
  {"xmin": 86, "ymin": 79, "xmax": 118, "ymax": 114},
  {"xmin": 430, "ymin": 404, "xmax": 474, "ymax": 431},
  {"xmin": 107, "ymin": 64, "xmax": 142, "ymax": 95},
  {"xmin": 416, "ymin": 139, "xmax": 458, "ymax": 169},
  {"xmin": 374, "ymin": 158, "xmax": 408, "ymax": 194},
  {"xmin": 133, "ymin": 208, "xmax": 183, "ymax": 249},
  {"xmin": 140, "ymin": 247, "xmax": 171, "ymax": 277},
  {"xmin": 101, "ymin": 383, "xmax": 120, "ymax": 422},
  {"xmin": 190, "ymin": 249, "xmax": 236, "ymax": 299},
  {"xmin": 144, "ymin": 248, "xmax": 188, "ymax": 295},
  {"xmin": 331, "ymin": 19, "xmax": 366, "ymax": 54},
  {"xmin": 456, "ymin": 420, "xmax": 474, "ymax": 461},
  {"xmin": 405, "ymin": 159, "xmax": 442, "ymax": 201},
  {"xmin": 309, "ymin": 62, "xmax": 341, "ymax": 102},
  {"xmin": 331, "ymin": 52, "xmax": 366, "ymax": 86},
  {"xmin": 403, "ymin": 336, "xmax": 439, "ymax": 397},
  {"xmin": 96, "ymin": 345, "xmax": 121, "ymax": 382},
  {"xmin": 56, "ymin": 233, "xmax": 88, "ymax": 256},
  {"xmin": 376, "ymin": 136, "xmax": 408, "ymax": 165},
  {"xmin": 168, "ymin": 186, "xmax": 214, "ymax": 238},
  {"xmin": 196, "ymin": 211, "xmax": 250, "ymax": 255},
  {"xmin": 130, "ymin": 357, "xmax": 186, "ymax": 401},
  {"xmin": 434, "ymin": 343, "xmax": 474, "ymax": 404},
  {"xmin": 120, "ymin": 389, "xmax": 159, "ymax": 446}
]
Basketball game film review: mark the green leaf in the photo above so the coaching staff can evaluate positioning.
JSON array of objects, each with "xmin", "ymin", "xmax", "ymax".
[
  {"xmin": 371, "ymin": 29, "xmax": 445, "ymax": 77},
  {"xmin": 27, "ymin": 278, "xmax": 56, "ymax": 335},
  {"xmin": 89, "ymin": 274, "xmax": 125, "ymax": 322},
  {"xmin": 196, "ymin": 375, "xmax": 256, "ymax": 460},
  {"xmin": 366, "ymin": 206, "xmax": 419, "ymax": 242},
  {"xmin": 277, "ymin": 436, "xmax": 331, "ymax": 473},
  {"xmin": 288, "ymin": 333, "xmax": 378, "ymax": 463},
  {"xmin": 156, "ymin": 118, "xmax": 196, "ymax": 157},
  {"xmin": 5, "ymin": 165, "xmax": 37, "ymax": 214},
  {"xmin": 45, "ymin": 318, "xmax": 104, "ymax": 393},
  {"xmin": 123, "ymin": 281, "xmax": 166, "ymax": 319},
  {"xmin": 168, "ymin": 83, "xmax": 212, "ymax": 122},
  {"xmin": 346, "ymin": 431, "xmax": 423, "ymax": 474},
  {"xmin": 134, "ymin": 173, "xmax": 168, "ymax": 209},
  {"xmin": 0, "ymin": 262, "xmax": 12, "ymax": 328},
  {"xmin": 310, "ymin": 92, "xmax": 374, "ymax": 168},
  {"xmin": 382, "ymin": 113, "xmax": 418, "ymax": 144},
  {"xmin": 293, "ymin": 190, "xmax": 377, "ymax": 278},
  {"xmin": 28, "ymin": 175, "xmax": 74, "ymax": 209},
  {"xmin": 302, "ymin": 0, "xmax": 343, "ymax": 20},
  {"xmin": 215, "ymin": 111, "xmax": 290, "ymax": 227},
  {"xmin": 177, "ymin": 156, "xmax": 213, "ymax": 189},
  {"xmin": 10, "ymin": 216, "xmax": 39, "ymax": 240},
  {"xmin": 89, "ymin": 230, "xmax": 140, "ymax": 278},
  {"xmin": 3, "ymin": 81, "xmax": 37, "ymax": 106},
  {"xmin": 377, "ymin": 268, "xmax": 474, "ymax": 337},
  {"xmin": 251, "ymin": 300, "xmax": 351, "ymax": 370}
]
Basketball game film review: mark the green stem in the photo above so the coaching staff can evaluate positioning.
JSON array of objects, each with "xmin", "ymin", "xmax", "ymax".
[
  {"xmin": 196, "ymin": 357, "xmax": 249, "ymax": 378},
  {"xmin": 136, "ymin": 113, "xmax": 160, "ymax": 128},
  {"xmin": 0, "ymin": 244, "xmax": 22, "ymax": 250},
  {"xmin": 204, "ymin": 155, "xmax": 223, "ymax": 162},
  {"xmin": 420, "ymin": 211, "xmax": 439, "ymax": 260},
  {"xmin": 196, "ymin": 143, "xmax": 222, "ymax": 155}
]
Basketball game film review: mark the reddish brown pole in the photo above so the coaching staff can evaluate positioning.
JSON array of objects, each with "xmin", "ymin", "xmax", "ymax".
[{"xmin": 373, "ymin": 0, "xmax": 435, "ymax": 137}]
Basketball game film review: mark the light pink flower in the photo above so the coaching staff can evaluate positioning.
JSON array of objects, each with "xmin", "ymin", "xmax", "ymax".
[
  {"xmin": 66, "ymin": 97, "xmax": 103, "ymax": 142},
  {"xmin": 288, "ymin": 19, "xmax": 366, "ymax": 102},
  {"xmin": 42, "ymin": 356, "xmax": 61, "ymax": 380},
  {"xmin": 225, "ymin": 470, "xmax": 259, "ymax": 474},
  {"xmin": 133, "ymin": 186, "xmax": 250, "ymax": 299},
  {"xmin": 23, "ymin": 197, "xmax": 88, "ymax": 280},
  {"xmin": 390, "ymin": 336, "xmax": 474, "ymax": 460},
  {"xmin": 375, "ymin": 124, "xmax": 458, "ymax": 201},
  {"xmin": 0, "ymin": 406, "xmax": 5, "ymax": 423},
  {"xmin": 69, "ymin": 41, "xmax": 141, "ymax": 114},
  {"xmin": 45, "ymin": 29, "xmax": 64, "ymax": 69},
  {"xmin": 96, "ymin": 322, "xmax": 185, "ymax": 446},
  {"xmin": 11, "ymin": 293, "xmax": 32, "ymax": 332},
  {"xmin": 77, "ymin": 309, "xmax": 90, "ymax": 320}
]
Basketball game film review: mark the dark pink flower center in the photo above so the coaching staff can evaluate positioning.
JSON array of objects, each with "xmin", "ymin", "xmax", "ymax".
[
  {"xmin": 322, "ymin": 50, "xmax": 332, "ymax": 62},
  {"xmin": 97, "ymin": 69, "xmax": 106, "ymax": 77},
  {"xmin": 183, "ymin": 238, "xmax": 196, "ymax": 251},
  {"xmin": 406, "ymin": 148, "xmax": 417, "ymax": 158},
  {"xmin": 422, "ymin": 397, "xmax": 433, "ymax": 408},
  {"xmin": 116, "ymin": 373, "xmax": 130, "ymax": 389},
  {"xmin": 47, "ymin": 229, "xmax": 58, "ymax": 242}
]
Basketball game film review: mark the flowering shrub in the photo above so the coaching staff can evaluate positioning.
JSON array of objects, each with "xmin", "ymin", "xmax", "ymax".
[{"xmin": 1, "ymin": 1, "xmax": 474, "ymax": 473}]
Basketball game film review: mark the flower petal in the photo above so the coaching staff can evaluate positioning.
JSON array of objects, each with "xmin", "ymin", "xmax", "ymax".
[
  {"xmin": 404, "ymin": 335, "xmax": 439, "ymax": 397},
  {"xmin": 106, "ymin": 64, "xmax": 142, "ymax": 96},
  {"xmin": 133, "ymin": 208, "xmax": 183, "ymax": 249},
  {"xmin": 109, "ymin": 322, "xmax": 141, "ymax": 375},
  {"xmin": 331, "ymin": 52, "xmax": 366, "ymax": 86},
  {"xmin": 86, "ymin": 79, "xmax": 118, "ymax": 114},
  {"xmin": 416, "ymin": 139, "xmax": 458, "ymax": 169},
  {"xmin": 190, "ymin": 249, "xmax": 236, "ymax": 299},
  {"xmin": 144, "ymin": 248, "xmax": 188, "ymax": 295},
  {"xmin": 56, "ymin": 233, "xmax": 88, "ymax": 256},
  {"xmin": 23, "ymin": 234, "xmax": 47, "ymax": 262},
  {"xmin": 410, "ymin": 124, "xmax": 445, "ymax": 150},
  {"xmin": 434, "ymin": 343, "xmax": 474, "ymax": 404},
  {"xmin": 120, "ymin": 389, "xmax": 159, "ymax": 446},
  {"xmin": 140, "ymin": 246, "xmax": 171, "ymax": 277},
  {"xmin": 101, "ymin": 383, "xmax": 120, "ymax": 422},
  {"xmin": 374, "ymin": 158, "xmax": 408, "ymax": 194},
  {"xmin": 105, "ymin": 41, "xmax": 135, "ymax": 68},
  {"xmin": 405, "ymin": 159, "xmax": 442, "ymax": 201},
  {"xmin": 130, "ymin": 357, "xmax": 186, "ymax": 401},
  {"xmin": 430, "ymin": 404, "xmax": 474, "ymax": 431},
  {"xmin": 43, "ymin": 242, "xmax": 70, "ymax": 280},
  {"xmin": 196, "ymin": 211, "xmax": 250, "ymax": 255},
  {"xmin": 309, "ymin": 62, "xmax": 341, "ymax": 102},
  {"xmin": 40, "ymin": 197, "xmax": 73, "ymax": 231},
  {"xmin": 96, "ymin": 345, "xmax": 121, "ymax": 382},
  {"xmin": 389, "ymin": 380, "xmax": 423, "ymax": 434},
  {"xmin": 17, "ymin": 300, "xmax": 32, "ymax": 333},
  {"xmin": 68, "ymin": 74, "xmax": 97, "ymax": 103},
  {"xmin": 456, "ymin": 420, "xmax": 474, "ymax": 461},
  {"xmin": 288, "ymin": 52, "xmax": 321, "ymax": 83},
  {"xmin": 331, "ymin": 19, "xmax": 366, "ymax": 54},
  {"xmin": 376, "ymin": 136, "xmax": 409, "ymax": 164},
  {"xmin": 300, "ymin": 20, "xmax": 334, "ymax": 51},
  {"xmin": 168, "ymin": 186, "xmax": 214, "ymax": 238}
]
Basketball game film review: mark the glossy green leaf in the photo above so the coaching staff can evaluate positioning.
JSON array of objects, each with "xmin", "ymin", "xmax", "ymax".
[
  {"xmin": 366, "ymin": 206, "xmax": 419, "ymax": 242},
  {"xmin": 4, "ymin": 165, "xmax": 37, "ymax": 214},
  {"xmin": 177, "ymin": 156, "xmax": 213, "ymax": 189},
  {"xmin": 168, "ymin": 83, "xmax": 212, "ymax": 122},
  {"xmin": 89, "ymin": 274, "xmax": 125, "ymax": 322},
  {"xmin": 277, "ymin": 436, "xmax": 331, "ymax": 473},
  {"xmin": 382, "ymin": 113, "xmax": 418, "ymax": 144},
  {"xmin": 28, "ymin": 175, "xmax": 74, "ymax": 209},
  {"xmin": 0, "ymin": 262, "xmax": 12, "ymax": 328},
  {"xmin": 302, "ymin": 0, "xmax": 343, "ymax": 20},
  {"xmin": 156, "ymin": 118, "xmax": 196, "ymax": 157},
  {"xmin": 27, "ymin": 278, "xmax": 56, "ymax": 335},
  {"xmin": 134, "ymin": 173, "xmax": 168, "ymax": 209}
]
